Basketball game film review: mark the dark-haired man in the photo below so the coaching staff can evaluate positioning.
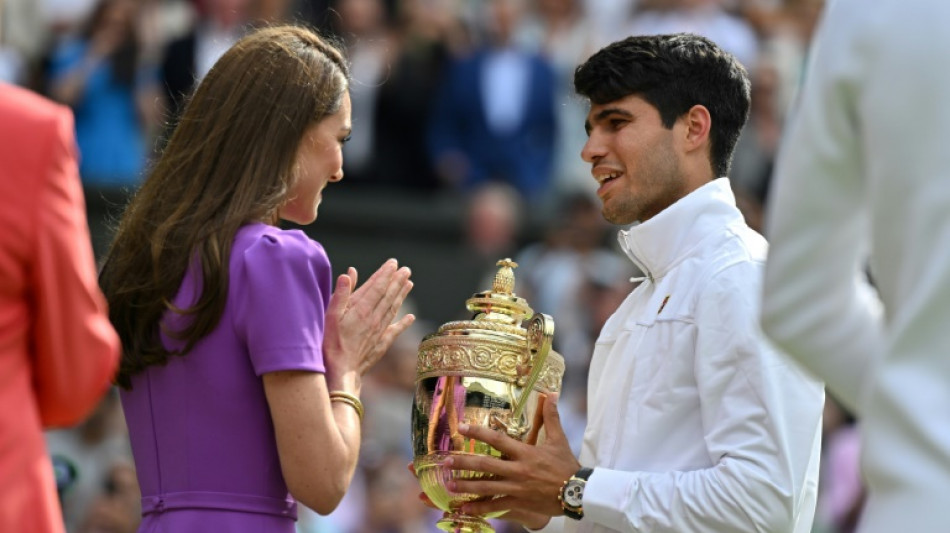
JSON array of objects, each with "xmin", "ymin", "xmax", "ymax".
[{"xmin": 445, "ymin": 33, "xmax": 824, "ymax": 532}]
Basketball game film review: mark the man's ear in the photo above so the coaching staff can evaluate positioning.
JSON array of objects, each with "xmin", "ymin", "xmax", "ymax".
[{"xmin": 682, "ymin": 104, "xmax": 712, "ymax": 154}]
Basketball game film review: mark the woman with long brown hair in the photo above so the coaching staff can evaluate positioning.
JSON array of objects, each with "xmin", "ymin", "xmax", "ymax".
[{"xmin": 99, "ymin": 25, "xmax": 414, "ymax": 532}]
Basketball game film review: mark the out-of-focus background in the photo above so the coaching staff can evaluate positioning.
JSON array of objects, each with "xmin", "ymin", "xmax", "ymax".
[{"xmin": 1, "ymin": 0, "xmax": 862, "ymax": 531}]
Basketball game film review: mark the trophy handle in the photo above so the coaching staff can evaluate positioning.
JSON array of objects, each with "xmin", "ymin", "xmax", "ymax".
[{"xmin": 506, "ymin": 313, "xmax": 554, "ymax": 438}]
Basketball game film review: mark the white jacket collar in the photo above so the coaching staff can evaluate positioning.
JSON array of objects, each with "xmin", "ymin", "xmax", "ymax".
[{"xmin": 618, "ymin": 178, "xmax": 743, "ymax": 281}]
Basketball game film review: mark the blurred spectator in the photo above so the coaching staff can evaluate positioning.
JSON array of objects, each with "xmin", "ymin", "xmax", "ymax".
[
  {"xmin": 628, "ymin": 0, "xmax": 759, "ymax": 69},
  {"xmin": 428, "ymin": 0, "xmax": 557, "ymax": 204},
  {"xmin": 46, "ymin": 389, "xmax": 132, "ymax": 531},
  {"xmin": 47, "ymin": 0, "xmax": 161, "ymax": 187},
  {"xmin": 813, "ymin": 398, "xmax": 863, "ymax": 533},
  {"xmin": 41, "ymin": 0, "xmax": 100, "ymax": 30},
  {"xmin": 0, "ymin": 0, "xmax": 41, "ymax": 84},
  {"xmin": 755, "ymin": 0, "xmax": 824, "ymax": 119},
  {"xmin": 370, "ymin": 0, "xmax": 461, "ymax": 191},
  {"xmin": 518, "ymin": 0, "xmax": 600, "ymax": 202},
  {"xmin": 465, "ymin": 182, "xmax": 522, "ymax": 262},
  {"xmin": 75, "ymin": 460, "xmax": 141, "ymax": 533},
  {"xmin": 44, "ymin": 0, "xmax": 163, "ymax": 261},
  {"xmin": 454, "ymin": 182, "xmax": 525, "ymax": 313},
  {"xmin": 332, "ymin": 0, "xmax": 392, "ymax": 184},
  {"xmin": 285, "ymin": 0, "xmax": 332, "ymax": 31},
  {"xmin": 1, "ymin": 0, "xmax": 45, "ymax": 73},
  {"xmin": 732, "ymin": 184, "xmax": 764, "ymax": 233},
  {"xmin": 731, "ymin": 60, "xmax": 782, "ymax": 205},
  {"xmin": 0, "ymin": 82, "xmax": 120, "ymax": 533},
  {"xmin": 160, "ymin": 0, "xmax": 250, "ymax": 127},
  {"xmin": 255, "ymin": 0, "xmax": 296, "ymax": 22},
  {"xmin": 581, "ymin": 0, "xmax": 637, "ymax": 48},
  {"xmin": 0, "ymin": 32, "xmax": 25, "ymax": 84}
]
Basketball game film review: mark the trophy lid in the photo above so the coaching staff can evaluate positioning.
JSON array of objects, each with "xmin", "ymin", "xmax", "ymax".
[
  {"xmin": 426, "ymin": 258, "xmax": 533, "ymax": 339},
  {"xmin": 464, "ymin": 258, "xmax": 533, "ymax": 326},
  {"xmin": 416, "ymin": 258, "xmax": 564, "ymax": 393}
]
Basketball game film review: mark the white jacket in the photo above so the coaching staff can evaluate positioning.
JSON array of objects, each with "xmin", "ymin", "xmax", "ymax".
[
  {"xmin": 541, "ymin": 178, "xmax": 823, "ymax": 532},
  {"xmin": 761, "ymin": 1, "xmax": 950, "ymax": 531}
]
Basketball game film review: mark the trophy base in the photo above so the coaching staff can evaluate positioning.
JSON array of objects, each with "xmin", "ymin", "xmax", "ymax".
[{"xmin": 437, "ymin": 511, "xmax": 494, "ymax": 533}]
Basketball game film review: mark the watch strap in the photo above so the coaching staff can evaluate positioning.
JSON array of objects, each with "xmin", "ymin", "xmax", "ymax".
[{"xmin": 560, "ymin": 467, "xmax": 593, "ymax": 520}]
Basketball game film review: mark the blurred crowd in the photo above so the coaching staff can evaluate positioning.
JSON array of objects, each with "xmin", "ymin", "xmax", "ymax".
[{"xmin": 0, "ymin": 0, "xmax": 864, "ymax": 531}]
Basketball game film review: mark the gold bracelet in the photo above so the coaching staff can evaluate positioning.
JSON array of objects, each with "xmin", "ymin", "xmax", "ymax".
[{"xmin": 329, "ymin": 391, "xmax": 364, "ymax": 422}]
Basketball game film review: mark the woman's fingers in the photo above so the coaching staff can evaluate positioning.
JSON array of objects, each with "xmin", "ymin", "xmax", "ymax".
[
  {"xmin": 345, "ymin": 267, "xmax": 358, "ymax": 295},
  {"xmin": 351, "ymin": 259, "xmax": 398, "ymax": 304},
  {"xmin": 346, "ymin": 261, "xmax": 406, "ymax": 326},
  {"xmin": 377, "ymin": 267, "xmax": 412, "ymax": 325},
  {"xmin": 354, "ymin": 265, "xmax": 412, "ymax": 335},
  {"xmin": 381, "ymin": 313, "xmax": 416, "ymax": 349},
  {"xmin": 332, "ymin": 260, "xmax": 415, "ymax": 374},
  {"xmin": 326, "ymin": 273, "xmax": 353, "ymax": 321}
]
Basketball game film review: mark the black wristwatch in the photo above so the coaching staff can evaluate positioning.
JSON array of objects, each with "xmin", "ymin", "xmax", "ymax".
[{"xmin": 559, "ymin": 467, "xmax": 593, "ymax": 520}]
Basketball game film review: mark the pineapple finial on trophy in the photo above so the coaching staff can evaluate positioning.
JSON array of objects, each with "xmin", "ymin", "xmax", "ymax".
[{"xmin": 492, "ymin": 258, "xmax": 518, "ymax": 294}]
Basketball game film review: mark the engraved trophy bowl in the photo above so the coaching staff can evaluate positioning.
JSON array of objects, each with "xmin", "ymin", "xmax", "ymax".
[{"xmin": 411, "ymin": 259, "xmax": 565, "ymax": 533}]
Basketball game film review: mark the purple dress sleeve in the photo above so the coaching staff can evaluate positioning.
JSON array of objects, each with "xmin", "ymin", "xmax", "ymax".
[{"xmin": 234, "ymin": 229, "xmax": 331, "ymax": 375}]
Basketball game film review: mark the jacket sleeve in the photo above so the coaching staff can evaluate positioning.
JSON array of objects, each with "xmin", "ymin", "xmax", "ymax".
[
  {"xmin": 760, "ymin": 0, "xmax": 883, "ymax": 416},
  {"xmin": 581, "ymin": 263, "xmax": 824, "ymax": 532},
  {"xmin": 29, "ymin": 107, "xmax": 120, "ymax": 427}
]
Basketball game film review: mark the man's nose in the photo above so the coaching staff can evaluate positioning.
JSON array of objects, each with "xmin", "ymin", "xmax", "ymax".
[{"xmin": 581, "ymin": 132, "xmax": 606, "ymax": 163}]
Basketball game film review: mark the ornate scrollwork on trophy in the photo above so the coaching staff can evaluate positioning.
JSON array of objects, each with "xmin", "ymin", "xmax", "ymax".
[{"xmin": 417, "ymin": 338, "xmax": 561, "ymax": 393}]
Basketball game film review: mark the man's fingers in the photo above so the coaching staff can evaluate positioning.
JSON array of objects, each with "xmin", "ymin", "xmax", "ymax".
[
  {"xmin": 446, "ymin": 452, "xmax": 514, "ymax": 478},
  {"xmin": 456, "ymin": 494, "xmax": 518, "ymax": 517},
  {"xmin": 539, "ymin": 393, "xmax": 569, "ymax": 445},
  {"xmin": 456, "ymin": 423, "xmax": 525, "ymax": 458},
  {"xmin": 449, "ymin": 478, "xmax": 522, "ymax": 497}
]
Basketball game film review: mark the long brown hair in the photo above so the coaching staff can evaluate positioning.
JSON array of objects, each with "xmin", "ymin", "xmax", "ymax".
[{"xmin": 101, "ymin": 25, "xmax": 350, "ymax": 389}]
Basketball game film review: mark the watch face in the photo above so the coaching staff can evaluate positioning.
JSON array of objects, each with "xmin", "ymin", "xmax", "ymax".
[{"xmin": 563, "ymin": 480, "xmax": 584, "ymax": 508}]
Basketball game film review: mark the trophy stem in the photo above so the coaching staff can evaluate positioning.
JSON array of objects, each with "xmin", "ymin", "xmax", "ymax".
[{"xmin": 436, "ymin": 511, "xmax": 495, "ymax": 533}]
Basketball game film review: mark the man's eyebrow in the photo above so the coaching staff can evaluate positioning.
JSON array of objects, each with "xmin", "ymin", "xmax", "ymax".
[
  {"xmin": 586, "ymin": 107, "xmax": 634, "ymax": 135},
  {"xmin": 594, "ymin": 107, "xmax": 634, "ymax": 122}
]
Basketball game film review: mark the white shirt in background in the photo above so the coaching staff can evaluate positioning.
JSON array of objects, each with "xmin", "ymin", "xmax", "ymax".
[{"xmin": 761, "ymin": 1, "xmax": 950, "ymax": 531}]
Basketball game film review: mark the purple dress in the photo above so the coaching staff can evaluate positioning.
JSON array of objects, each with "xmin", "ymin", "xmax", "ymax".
[{"xmin": 121, "ymin": 223, "xmax": 331, "ymax": 532}]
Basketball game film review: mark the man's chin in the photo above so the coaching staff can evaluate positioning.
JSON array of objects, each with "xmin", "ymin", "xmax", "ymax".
[{"xmin": 602, "ymin": 206, "xmax": 636, "ymax": 226}]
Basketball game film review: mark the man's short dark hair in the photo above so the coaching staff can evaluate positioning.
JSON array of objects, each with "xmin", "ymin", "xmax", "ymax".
[{"xmin": 574, "ymin": 33, "xmax": 751, "ymax": 178}]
